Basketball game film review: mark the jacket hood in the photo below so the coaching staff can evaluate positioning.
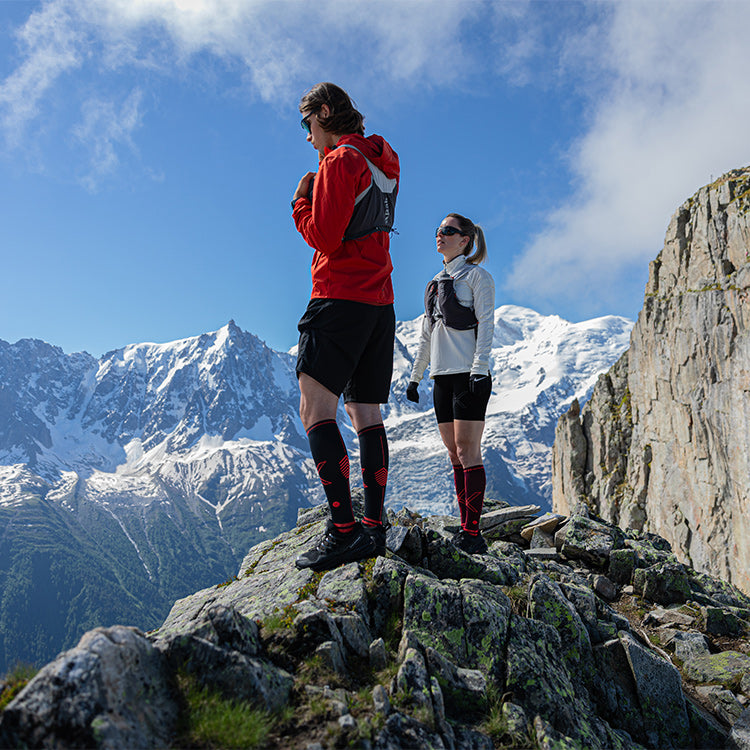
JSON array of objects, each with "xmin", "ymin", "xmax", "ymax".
[{"xmin": 332, "ymin": 133, "xmax": 400, "ymax": 180}]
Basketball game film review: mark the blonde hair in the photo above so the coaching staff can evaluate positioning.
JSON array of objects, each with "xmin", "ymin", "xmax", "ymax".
[{"xmin": 445, "ymin": 213, "xmax": 487, "ymax": 264}]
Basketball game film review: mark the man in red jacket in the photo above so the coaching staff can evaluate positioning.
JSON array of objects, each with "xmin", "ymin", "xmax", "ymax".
[{"xmin": 291, "ymin": 82, "xmax": 400, "ymax": 572}]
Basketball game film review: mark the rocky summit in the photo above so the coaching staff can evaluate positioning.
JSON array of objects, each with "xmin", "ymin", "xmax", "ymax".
[{"xmin": 1, "ymin": 493, "xmax": 749, "ymax": 749}]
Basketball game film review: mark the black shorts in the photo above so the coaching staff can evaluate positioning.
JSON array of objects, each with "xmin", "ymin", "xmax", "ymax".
[
  {"xmin": 433, "ymin": 372, "xmax": 491, "ymax": 423},
  {"xmin": 296, "ymin": 298, "xmax": 395, "ymax": 403}
]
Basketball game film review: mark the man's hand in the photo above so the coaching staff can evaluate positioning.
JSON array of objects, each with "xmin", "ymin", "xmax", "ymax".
[
  {"xmin": 406, "ymin": 381, "xmax": 419, "ymax": 403},
  {"xmin": 293, "ymin": 172, "xmax": 316, "ymax": 203}
]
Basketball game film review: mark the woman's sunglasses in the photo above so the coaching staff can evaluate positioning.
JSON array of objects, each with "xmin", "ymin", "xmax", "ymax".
[{"xmin": 436, "ymin": 226, "xmax": 466, "ymax": 237}]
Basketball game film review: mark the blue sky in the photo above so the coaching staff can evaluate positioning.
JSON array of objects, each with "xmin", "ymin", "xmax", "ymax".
[{"xmin": 1, "ymin": 0, "xmax": 749, "ymax": 357}]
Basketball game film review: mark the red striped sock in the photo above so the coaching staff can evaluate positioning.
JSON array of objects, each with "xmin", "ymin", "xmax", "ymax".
[
  {"xmin": 463, "ymin": 465, "xmax": 485, "ymax": 535},
  {"xmin": 452, "ymin": 464, "xmax": 467, "ymax": 527},
  {"xmin": 358, "ymin": 423, "xmax": 388, "ymax": 527},
  {"xmin": 307, "ymin": 420, "xmax": 354, "ymax": 532}
]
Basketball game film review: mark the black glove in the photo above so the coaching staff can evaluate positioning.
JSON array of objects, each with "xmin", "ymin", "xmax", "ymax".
[
  {"xmin": 469, "ymin": 374, "xmax": 490, "ymax": 395},
  {"xmin": 406, "ymin": 381, "xmax": 419, "ymax": 403}
]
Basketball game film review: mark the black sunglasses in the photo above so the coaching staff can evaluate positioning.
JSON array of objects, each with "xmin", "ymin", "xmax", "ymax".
[
  {"xmin": 436, "ymin": 226, "xmax": 466, "ymax": 237},
  {"xmin": 301, "ymin": 113, "xmax": 314, "ymax": 134}
]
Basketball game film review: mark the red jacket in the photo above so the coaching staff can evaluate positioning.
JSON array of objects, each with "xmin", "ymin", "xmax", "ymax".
[{"xmin": 293, "ymin": 133, "xmax": 399, "ymax": 305}]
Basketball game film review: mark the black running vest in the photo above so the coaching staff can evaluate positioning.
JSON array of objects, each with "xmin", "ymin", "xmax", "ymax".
[
  {"xmin": 424, "ymin": 270, "xmax": 478, "ymax": 331},
  {"xmin": 338, "ymin": 144, "xmax": 398, "ymax": 241}
]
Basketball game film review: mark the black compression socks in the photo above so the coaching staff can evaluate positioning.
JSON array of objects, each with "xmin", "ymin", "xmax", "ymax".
[
  {"xmin": 463, "ymin": 464, "xmax": 486, "ymax": 535},
  {"xmin": 452, "ymin": 463, "xmax": 467, "ymax": 528},
  {"xmin": 358, "ymin": 423, "xmax": 388, "ymax": 528},
  {"xmin": 307, "ymin": 419, "xmax": 355, "ymax": 533}
]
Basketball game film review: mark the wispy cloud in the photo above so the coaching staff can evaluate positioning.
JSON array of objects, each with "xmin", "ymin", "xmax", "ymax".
[
  {"xmin": 0, "ymin": 0, "xmax": 83, "ymax": 147},
  {"xmin": 72, "ymin": 88, "xmax": 144, "ymax": 191},
  {"xmin": 0, "ymin": 0, "xmax": 483, "ymax": 185},
  {"xmin": 505, "ymin": 1, "xmax": 750, "ymax": 318},
  {"xmin": 3, "ymin": 0, "xmax": 748, "ymax": 288}
]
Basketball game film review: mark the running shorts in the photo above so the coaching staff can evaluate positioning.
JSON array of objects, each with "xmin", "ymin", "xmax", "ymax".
[
  {"xmin": 432, "ymin": 372, "xmax": 492, "ymax": 423},
  {"xmin": 296, "ymin": 299, "xmax": 395, "ymax": 403}
]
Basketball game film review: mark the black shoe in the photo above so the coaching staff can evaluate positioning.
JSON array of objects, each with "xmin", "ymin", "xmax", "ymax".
[
  {"xmin": 452, "ymin": 529, "xmax": 488, "ymax": 555},
  {"xmin": 295, "ymin": 521, "xmax": 376, "ymax": 572},
  {"xmin": 363, "ymin": 524, "xmax": 386, "ymax": 557}
]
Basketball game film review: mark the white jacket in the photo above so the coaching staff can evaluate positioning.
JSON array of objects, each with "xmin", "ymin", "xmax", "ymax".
[{"xmin": 410, "ymin": 254, "xmax": 495, "ymax": 381}]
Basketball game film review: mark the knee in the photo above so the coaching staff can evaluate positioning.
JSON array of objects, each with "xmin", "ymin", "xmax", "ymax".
[
  {"xmin": 455, "ymin": 441, "xmax": 480, "ymax": 468},
  {"xmin": 455, "ymin": 443, "xmax": 469, "ymax": 466},
  {"xmin": 346, "ymin": 402, "xmax": 382, "ymax": 432},
  {"xmin": 300, "ymin": 394, "xmax": 325, "ymax": 432},
  {"xmin": 444, "ymin": 445, "xmax": 459, "ymax": 465}
]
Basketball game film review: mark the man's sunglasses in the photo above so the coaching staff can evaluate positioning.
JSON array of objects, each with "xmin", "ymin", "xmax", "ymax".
[
  {"xmin": 436, "ymin": 226, "xmax": 466, "ymax": 237},
  {"xmin": 301, "ymin": 113, "xmax": 314, "ymax": 134}
]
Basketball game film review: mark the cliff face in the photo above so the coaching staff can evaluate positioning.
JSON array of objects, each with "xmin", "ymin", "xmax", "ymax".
[{"xmin": 553, "ymin": 166, "xmax": 750, "ymax": 595}]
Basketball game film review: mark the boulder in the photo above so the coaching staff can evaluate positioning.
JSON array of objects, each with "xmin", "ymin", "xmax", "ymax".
[
  {"xmin": 684, "ymin": 651, "xmax": 750, "ymax": 691},
  {"xmin": 632, "ymin": 562, "xmax": 691, "ymax": 604},
  {"xmin": 557, "ymin": 515, "xmax": 624, "ymax": 567},
  {"xmin": 0, "ymin": 626, "xmax": 177, "ymax": 750},
  {"xmin": 619, "ymin": 631, "xmax": 690, "ymax": 747},
  {"xmin": 0, "ymin": 498, "xmax": 742, "ymax": 749},
  {"xmin": 727, "ymin": 707, "xmax": 750, "ymax": 750}
]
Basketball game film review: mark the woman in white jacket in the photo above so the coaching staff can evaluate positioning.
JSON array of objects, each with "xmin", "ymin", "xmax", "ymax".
[{"xmin": 406, "ymin": 213, "xmax": 495, "ymax": 554}]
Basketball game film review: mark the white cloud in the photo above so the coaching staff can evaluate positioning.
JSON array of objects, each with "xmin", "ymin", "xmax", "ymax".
[
  {"xmin": 506, "ymin": 1, "xmax": 750, "ymax": 317},
  {"xmin": 0, "ymin": 1, "xmax": 83, "ymax": 146},
  {"xmin": 72, "ymin": 88, "xmax": 144, "ymax": 191},
  {"xmin": 0, "ymin": 0, "xmax": 483, "ymax": 174}
]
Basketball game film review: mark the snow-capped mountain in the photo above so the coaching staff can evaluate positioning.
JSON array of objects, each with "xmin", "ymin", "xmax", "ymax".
[
  {"xmin": 0, "ymin": 322, "xmax": 320, "ymax": 671},
  {"xmin": 383, "ymin": 305, "xmax": 633, "ymax": 514},
  {"xmin": 0, "ymin": 307, "xmax": 631, "ymax": 671}
]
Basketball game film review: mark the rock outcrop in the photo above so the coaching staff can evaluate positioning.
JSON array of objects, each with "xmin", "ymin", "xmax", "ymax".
[
  {"xmin": 552, "ymin": 166, "xmax": 750, "ymax": 595},
  {"xmin": 2, "ymin": 493, "xmax": 748, "ymax": 749}
]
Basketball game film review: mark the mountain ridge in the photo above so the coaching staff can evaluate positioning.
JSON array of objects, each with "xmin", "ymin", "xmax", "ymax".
[{"xmin": 0, "ymin": 305, "xmax": 631, "ymax": 671}]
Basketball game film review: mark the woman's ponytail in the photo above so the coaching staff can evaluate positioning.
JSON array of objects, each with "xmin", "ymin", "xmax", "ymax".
[
  {"xmin": 465, "ymin": 225, "xmax": 487, "ymax": 265},
  {"xmin": 446, "ymin": 213, "xmax": 488, "ymax": 264}
]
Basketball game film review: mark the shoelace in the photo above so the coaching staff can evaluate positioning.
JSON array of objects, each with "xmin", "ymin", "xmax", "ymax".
[{"xmin": 315, "ymin": 528, "xmax": 343, "ymax": 553}]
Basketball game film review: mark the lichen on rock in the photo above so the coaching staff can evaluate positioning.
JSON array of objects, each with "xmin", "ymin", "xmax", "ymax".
[{"xmin": 3, "ymin": 498, "xmax": 747, "ymax": 749}]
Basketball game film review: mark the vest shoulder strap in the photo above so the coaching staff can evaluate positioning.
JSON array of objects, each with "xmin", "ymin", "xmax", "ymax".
[{"xmin": 337, "ymin": 144, "xmax": 398, "ymax": 241}]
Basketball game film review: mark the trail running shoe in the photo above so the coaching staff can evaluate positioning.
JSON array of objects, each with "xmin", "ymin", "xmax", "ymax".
[
  {"xmin": 452, "ymin": 529, "xmax": 488, "ymax": 555},
  {"xmin": 363, "ymin": 524, "xmax": 387, "ymax": 557},
  {"xmin": 295, "ymin": 521, "xmax": 376, "ymax": 572}
]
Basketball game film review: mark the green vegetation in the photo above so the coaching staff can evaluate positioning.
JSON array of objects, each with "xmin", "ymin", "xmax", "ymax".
[
  {"xmin": 216, "ymin": 575, "xmax": 239, "ymax": 589},
  {"xmin": 504, "ymin": 583, "xmax": 529, "ymax": 616},
  {"xmin": 173, "ymin": 671, "xmax": 285, "ymax": 749},
  {"xmin": 480, "ymin": 685, "xmax": 534, "ymax": 748},
  {"xmin": 0, "ymin": 487, "xmax": 242, "ymax": 674},
  {"xmin": 260, "ymin": 604, "xmax": 299, "ymax": 634},
  {"xmin": 382, "ymin": 611, "xmax": 403, "ymax": 654},
  {"xmin": 0, "ymin": 663, "xmax": 38, "ymax": 711},
  {"xmin": 259, "ymin": 571, "xmax": 325, "ymax": 634}
]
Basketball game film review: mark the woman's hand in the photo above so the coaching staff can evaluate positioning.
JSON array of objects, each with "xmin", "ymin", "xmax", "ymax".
[{"xmin": 406, "ymin": 381, "xmax": 420, "ymax": 403}]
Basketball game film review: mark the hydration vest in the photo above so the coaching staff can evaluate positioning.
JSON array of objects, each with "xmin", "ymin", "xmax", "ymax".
[
  {"xmin": 338, "ymin": 144, "xmax": 398, "ymax": 241},
  {"xmin": 424, "ymin": 270, "xmax": 478, "ymax": 331}
]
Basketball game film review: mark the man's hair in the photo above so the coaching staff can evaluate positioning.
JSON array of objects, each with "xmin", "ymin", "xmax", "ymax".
[{"xmin": 299, "ymin": 82, "xmax": 365, "ymax": 136}]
